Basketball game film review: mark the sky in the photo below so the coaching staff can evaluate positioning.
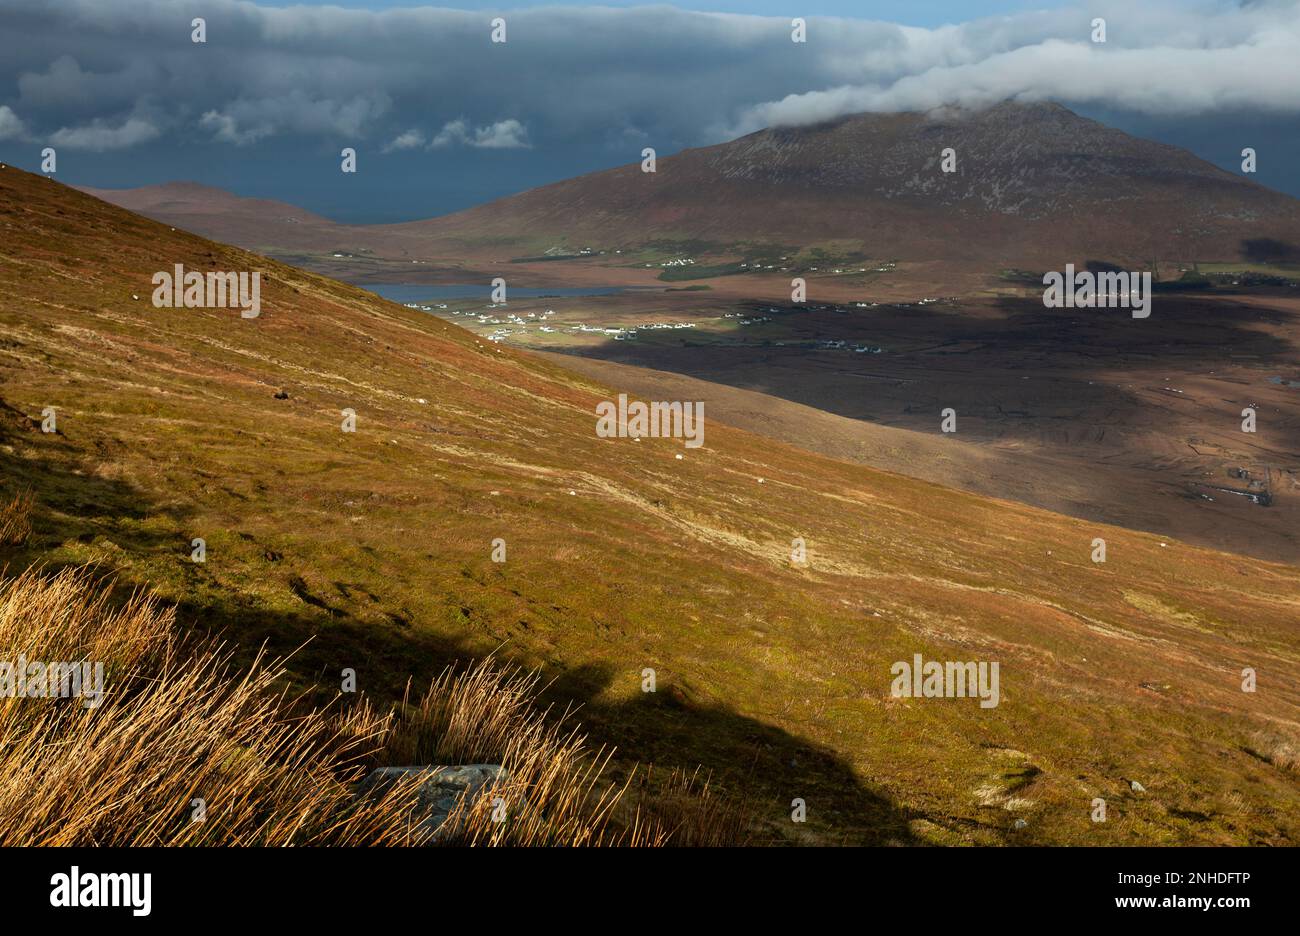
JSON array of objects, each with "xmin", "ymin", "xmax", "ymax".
[
  {"xmin": 1, "ymin": 0, "xmax": 1299, "ymax": 223},
  {"xmin": 272, "ymin": 0, "xmax": 1078, "ymax": 25}
]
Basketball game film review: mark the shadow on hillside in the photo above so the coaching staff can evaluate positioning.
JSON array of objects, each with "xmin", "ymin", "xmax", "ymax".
[
  {"xmin": 556, "ymin": 292, "xmax": 1297, "ymax": 437},
  {"xmin": 1243, "ymin": 238, "xmax": 1300, "ymax": 264},
  {"xmin": 539, "ymin": 659, "xmax": 918, "ymax": 845},
  {"xmin": 185, "ymin": 597, "xmax": 918, "ymax": 845}
]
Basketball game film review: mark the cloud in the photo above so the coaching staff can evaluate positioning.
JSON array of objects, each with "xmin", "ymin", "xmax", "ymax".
[
  {"xmin": 48, "ymin": 116, "xmax": 159, "ymax": 151},
  {"xmin": 469, "ymin": 119, "xmax": 531, "ymax": 150},
  {"xmin": 0, "ymin": 106, "xmax": 27, "ymax": 142},
  {"xmin": 381, "ymin": 128, "xmax": 425, "ymax": 153},
  {"xmin": 430, "ymin": 118, "xmax": 530, "ymax": 150},
  {"xmin": 18, "ymin": 55, "xmax": 157, "ymax": 113},
  {"xmin": 200, "ymin": 92, "xmax": 391, "ymax": 146},
  {"xmin": 199, "ymin": 110, "xmax": 264, "ymax": 147},
  {"xmin": 0, "ymin": 0, "xmax": 1298, "ymax": 157},
  {"xmin": 724, "ymin": 28, "xmax": 1300, "ymax": 137}
]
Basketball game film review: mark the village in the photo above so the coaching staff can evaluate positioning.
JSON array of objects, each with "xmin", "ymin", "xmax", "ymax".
[{"xmin": 396, "ymin": 294, "xmax": 939, "ymax": 356}]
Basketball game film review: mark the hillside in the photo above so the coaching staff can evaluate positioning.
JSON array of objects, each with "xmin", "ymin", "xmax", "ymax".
[
  {"xmin": 76, "ymin": 180, "xmax": 341, "ymax": 256},
  {"xmin": 83, "ymin": 102, "xmax": 1300, "ymax": 268},
  {"xmin": 3, "ymin": 163, "xmax": 1300, "ymax": 845}
]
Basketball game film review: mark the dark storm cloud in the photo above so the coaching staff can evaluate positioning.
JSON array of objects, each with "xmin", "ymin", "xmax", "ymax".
[
  {"xmin": 0, "ymin": 0, "xmax": 861, "ymax": 152},
  {"xmin": 4, "ymin": 0, "xmax": 1297, "ymax": 155}
]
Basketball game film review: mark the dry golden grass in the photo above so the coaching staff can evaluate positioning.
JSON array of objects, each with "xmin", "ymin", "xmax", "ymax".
[
  {"xmin": 0, "ymin": 568, "xmax": 741, "ymax": 846},
  {"xmin": 621, "ymin": 766, "xmax": 753, "ymax": 847},
  {"xmin": 342, "ymin": 663, "xmax": 634, "ymax": 845},
  {"xmin": 346, "ymin": 661, "xmax": 748, "ymax": 845},
  {"xmin": 0, "ymin": 567, "xmax": 430, "ymax": 845},
  {"xmin": 1247, "ymin": 729, "xmax": 1300, "ymax": 774},
  {"xmin": 0, "ymin": 488, "xmax": 32, "ymax": 546}
]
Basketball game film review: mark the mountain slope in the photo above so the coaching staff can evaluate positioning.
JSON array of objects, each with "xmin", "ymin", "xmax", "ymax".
[{"xmin": 3, "ymin": 164, "xmax": 1299, "ymax": 844}]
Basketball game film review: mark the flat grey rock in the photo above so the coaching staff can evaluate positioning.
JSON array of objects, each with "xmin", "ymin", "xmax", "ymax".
[{"xmin": 359, "ymin": 764, "xmax": 507, "ymax": 842}]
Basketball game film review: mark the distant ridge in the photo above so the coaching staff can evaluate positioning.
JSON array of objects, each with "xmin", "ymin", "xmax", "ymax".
[
  {"xmin": 81, "ymin": 102, "xmax": 1300, "ymax": 266},
  {"xmin": 77, "ymin": 180, "xmax": 341, "ymax": 255}
]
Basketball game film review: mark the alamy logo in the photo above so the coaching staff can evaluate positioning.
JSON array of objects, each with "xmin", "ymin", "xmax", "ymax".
[
  {"xmin": 596, "ymin": 393, "xmax": 704, "ymax": 448},
  {"xmin": 152, "ymin": 264, "xmax": 261, "ymax": 318},
  {"xmin": 1042, "ymin": 264, "xmax": 1151, "ymax": 319},
  {"xmin": 0, "ymin": 655, "xmax": 104, "ymax": 708},
  {"xmin": 890, "ymin": 654, "xmax": 1000, "ymax": 708},
  {"xmin": 50, "ymin": 867, "xmax": 151, "ymax": 916}
]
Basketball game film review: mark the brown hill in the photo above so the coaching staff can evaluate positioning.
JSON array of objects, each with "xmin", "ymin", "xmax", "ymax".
[
  {"xmin": 76, "ymin": 180, "xmax": 349, "ymax": 257},
  {"xmin": 422, "ymin": 101, "xmax": 1300, "ymax": 265}
]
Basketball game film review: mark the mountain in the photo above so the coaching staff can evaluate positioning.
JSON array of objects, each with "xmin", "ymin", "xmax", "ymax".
[
  {"xmin": 421, "ymin": 101, "xmax": 1300, "ymax": 265},
  {"xmin": 82, "ymin": 102, "xmax": 1300, "ymax": 267},
  {"xmin": 5, "ymin": 164, "xmax": 1299, "ymax": 844}
]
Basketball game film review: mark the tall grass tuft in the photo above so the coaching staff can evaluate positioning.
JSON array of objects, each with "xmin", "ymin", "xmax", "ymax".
[
  {"xmin": 0, "ymin": 567, "xmax": 431, "ymax": 845},
  {"xmin": 362, "ymin": 662, "xmax": 649, "ymax": 845},
  {"xmin": 0, "ymin": 568, "xmax": 747, "ymax": 846},
  {"xmin": 0, "ymin": 488, "xmax": 32, "ymax": 546}
]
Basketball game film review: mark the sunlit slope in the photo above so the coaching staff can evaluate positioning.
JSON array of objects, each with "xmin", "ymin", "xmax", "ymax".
[{"xmin": 2, "ymin": 165, "xmax": 1297, "ymax": 845}]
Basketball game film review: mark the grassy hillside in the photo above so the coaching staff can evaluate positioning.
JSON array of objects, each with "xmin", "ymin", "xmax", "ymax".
[{"xmin": 2, "ymin": 164, "xmax": 1297, "ymax": 845}]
